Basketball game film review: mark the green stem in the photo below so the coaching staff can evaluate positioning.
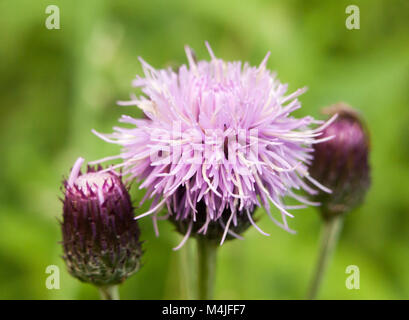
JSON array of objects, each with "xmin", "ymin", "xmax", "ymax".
[
  {"xmin": 98, "ymin": 285, "xmax": 120, "ymax": 300},
  {"xmin": 307, "ymin": 215, "xmax": 343, "ymax": 300},
  {"xmin": 180, "ymin": 240, "xmax": 195, "ymax": 299},
  {"xmin": 197, "ymin": 238, "xmax": 218, "ymax": 300}
]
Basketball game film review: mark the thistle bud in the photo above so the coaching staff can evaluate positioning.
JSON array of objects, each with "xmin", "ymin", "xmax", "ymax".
[
  {"xmin": 309, "ymin": 103, "xmax": 371, "ymax": 219},
  {"xmin": 61, "ymin": 158, "xmax": 142, "ymax": 286}
]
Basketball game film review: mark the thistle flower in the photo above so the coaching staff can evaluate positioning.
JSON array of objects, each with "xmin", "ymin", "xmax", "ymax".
[
  {"xmin": 92, "ymin": 43, "xmax": 335, "ymax": 246},
  {"xmin": 309, "ymin": 103, "xmax": 371, "ymax": 219},
  {"xmin": 61, "ymin": 158, "xmax": 142, "ymax": 287}
]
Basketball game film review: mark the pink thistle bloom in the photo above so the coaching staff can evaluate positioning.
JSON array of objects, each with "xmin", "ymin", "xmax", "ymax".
[{"xmin": 92, "ymin": 43, "xmax": 335, "ymax": 247}]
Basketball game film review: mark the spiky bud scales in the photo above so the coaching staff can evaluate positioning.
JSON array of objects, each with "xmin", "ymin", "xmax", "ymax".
[{"xmin": 61, "ymin": 158, "xmax": 142, "ymax": 286}]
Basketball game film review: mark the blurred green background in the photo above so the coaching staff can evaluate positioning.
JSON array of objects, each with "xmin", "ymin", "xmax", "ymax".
[{"xmin": 0, "ymin": 0, "xmax": 408, "ymax": 299}]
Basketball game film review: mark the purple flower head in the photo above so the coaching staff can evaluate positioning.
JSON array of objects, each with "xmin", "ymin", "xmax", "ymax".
[
  {"xmin": 309, "ymin": 103, "xmax": 371, "ymax": 219},
  {"xmin": 61, "ymin": 158, "xmax": 142, "ymax": 286},
  {"xmin": 93, "ymin": 43, "xmax": 335, "ymax": 247}
]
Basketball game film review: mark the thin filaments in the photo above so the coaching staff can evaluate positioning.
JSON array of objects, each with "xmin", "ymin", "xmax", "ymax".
[{"xmin": 93, "ymin": 43, "xmax": 333, "ymax": 247}]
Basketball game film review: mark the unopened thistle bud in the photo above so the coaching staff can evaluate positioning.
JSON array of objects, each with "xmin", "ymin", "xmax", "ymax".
[
  {"xmin": 61, "ymin": 158, "xmax": 142, "ymax": 287},
  {"xmin": 309, "ymin": 103, "xmax": 371, "ymax": 219}
]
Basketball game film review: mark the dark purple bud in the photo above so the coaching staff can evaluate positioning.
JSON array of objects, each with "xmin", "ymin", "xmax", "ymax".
[
  {"xmin": 309, "ymin": 103, "xmax": 371, "ymax": 219},
  {"xmin": 61, "ymin": 158, "xmax": 142, "ymax": 286}
]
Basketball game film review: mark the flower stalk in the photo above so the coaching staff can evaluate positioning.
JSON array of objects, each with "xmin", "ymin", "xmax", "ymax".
[
  {"xmin": 179, "ymin": 241, "xmax": 195, "ymax": 299},
  {"xmin": 197, "ymin": 238, "xmax": 218, "ymax": 300},
  {"xmin": 306, "ymin": 103, "xmax": 371, "ymax": 299},
  {"xmin": 99, "ymin": 285, "xmax": 120, "ymax": 300},
  {"xmin": 307, "ymin": 215, "xmax": 343, "ymax": 300}
]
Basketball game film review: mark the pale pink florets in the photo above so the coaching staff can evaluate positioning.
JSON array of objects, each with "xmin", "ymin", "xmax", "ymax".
[{"xmin": 93, "ymin": 42, "xmax": 336, "ymax": 247}]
